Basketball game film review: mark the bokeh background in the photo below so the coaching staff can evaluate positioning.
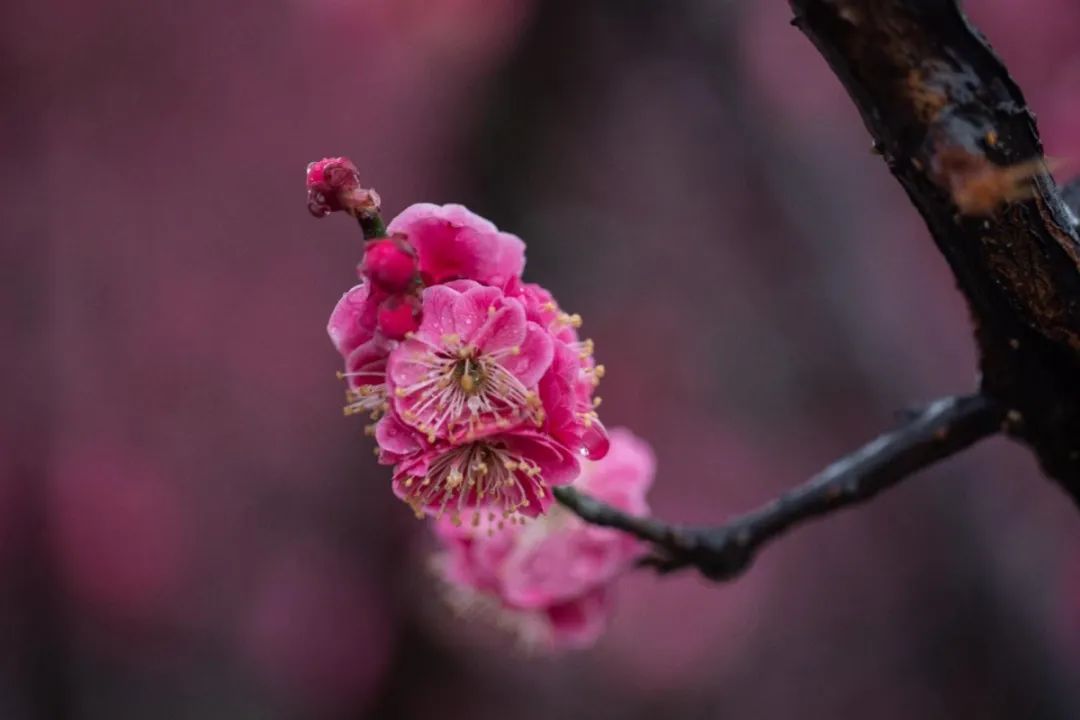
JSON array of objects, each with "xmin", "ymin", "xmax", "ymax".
[{"xmin": 3, "ymin": 0, "xmax": 1080, "ymax": 717}]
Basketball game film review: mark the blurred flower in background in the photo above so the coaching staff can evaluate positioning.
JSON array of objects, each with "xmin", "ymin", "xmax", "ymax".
[
  {"xmin": 3, "ymin": 0, "xmax": 1080, "ymax": 718},
  {"xmin": 431, "ymin": 427, "xmax": 654, "ymax": 650}
]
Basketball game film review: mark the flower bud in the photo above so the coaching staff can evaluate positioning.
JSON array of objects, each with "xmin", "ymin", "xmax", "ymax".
[
  {"xmin": 306, "ymin": 157, "xmax": 381, "ymax": 218},
  {"xmin": 376, "ymin": 295, "xmax": 421, "ymax": 340},
  {"xmin": 361, "ymin": 236, "xmax": 418, "ymax": 294}
]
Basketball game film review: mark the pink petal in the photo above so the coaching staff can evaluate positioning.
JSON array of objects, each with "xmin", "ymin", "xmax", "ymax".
[
  {"xmin": 472, "ymin": 302, "xmax": 527, "ymax": 355},
  {"xmin": 386, "ymin": 203, "xmax": 526, "ymax": 285},
  {"xmin": 500, "ymin": 321, "xmax": 554, "ymax": 389},
  {"xmin": 580, "ymin": 417, "xmax": 611, "ymax": 461},
  {"xmin": 451, "ymin": 285, "xmax": 504, "ymax": 342},
  {"xmin": 417, "ymin": 284, "xmax": 461, "ymax": 340},
  {"xmin": 385, "ymin": 338, "xmax": 433, "ymax": 394},
  {"xmin": 327, "ymin": 283, "xmax": 378, "ymax": 357},
  {"xmin": 375, "ymin": 414, "xmax": 424, "ymax": 462}
]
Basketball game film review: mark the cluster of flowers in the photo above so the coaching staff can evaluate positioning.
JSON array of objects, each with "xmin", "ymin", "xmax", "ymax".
[{"xmin": 309, "ymin": 157, "xmax": 654, "ymax": 648}]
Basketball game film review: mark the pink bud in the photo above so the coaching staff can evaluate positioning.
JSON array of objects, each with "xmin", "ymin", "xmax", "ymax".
[
  {"xmin": 306, "ymin": 157, "xmax": 381, "ymax": 218},
  {"xmin": 376, "ymin": 296, "xmax": 420, "ymax": 340},
  {"xmin": 362, "ymin": 237, "xmax": 418, "ymax": 294}
]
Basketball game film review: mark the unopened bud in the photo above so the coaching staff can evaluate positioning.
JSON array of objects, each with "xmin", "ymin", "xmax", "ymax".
[
  {"xmin": 377, "ymin": 295, "xmax": 421, "ymax": 340},
  {"xmin": 362, "ymin": 236, "xmax": 418, "ymax": 293},
  {"xmin": 306, "ymin": 156, "xmax": 382, "ymax": 218}
]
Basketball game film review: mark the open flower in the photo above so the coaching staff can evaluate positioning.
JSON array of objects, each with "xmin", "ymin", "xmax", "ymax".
[
  {"xmin": 432, "ymin": 427, "xmax": 655, "ymax": 650},
  {"xmin": 387, "ymin": 203, "xmax": 526, "ymax": 287},
  {"xmin": 387, "ymin": 281, "xmax": 553, "ymax": 444},
  {"xmin": 393, "ymin": 430, "xmax": 580, "ymax": 521}
]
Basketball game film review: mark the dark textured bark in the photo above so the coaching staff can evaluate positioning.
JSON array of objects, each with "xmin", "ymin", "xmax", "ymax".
[
  {"xmin": 557, "ymin": 393, "xmax": 1002, "ymax": 579},
  {"xmin": 789, "ymin": 0, "xmax": 1080, "ymax": 498},
  {"xmin": 1063, "ymin": 178, "xmax": 1080, "ymax": 223}
]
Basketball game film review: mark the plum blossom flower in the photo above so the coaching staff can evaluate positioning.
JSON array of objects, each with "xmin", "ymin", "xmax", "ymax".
[
  {"xmin": 387, "ymin": 280, "xmax": 553, "ymax": 444},
  {"xmin": 394, "ymin": 430, "xmax": 580, "ymax": 521},
  {"xmin": 386, "ymin": 203, "xmax": 525, "ymax": 287},
  {"xmin": 314, "ymin": 158, "xmax": 622, "ymax": 527},
  {"xmin": 432, "ymin": 428, "xmax": 655, "ymax": 650}
]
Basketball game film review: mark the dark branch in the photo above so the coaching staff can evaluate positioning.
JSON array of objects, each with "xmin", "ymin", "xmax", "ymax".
[
  {"xmin": 560, "ymin": 0, "xmax": 1080, "ymax": 579},
  {"xmin": 790, "ymin": 0, "xmax": 1080, "ymax": 498},
  {"xmin": 1062, "ymin": 177, "xmax": 1080, "ymax": 227},
  {"xmin": 557, "ymin": 394, "xmax": 1003, "ymax": 580}
]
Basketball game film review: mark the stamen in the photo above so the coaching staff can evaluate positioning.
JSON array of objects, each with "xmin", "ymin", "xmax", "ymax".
[
  {"xmin": 394, "ymin": 340, "xmax": 542, "ymax": 441},
  {"xmin": 398, "ymin": 441, "xmax": 548, "ymax": 521}
]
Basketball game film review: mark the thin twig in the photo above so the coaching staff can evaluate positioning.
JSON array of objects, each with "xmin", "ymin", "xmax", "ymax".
[{"xmin": 556, "ymin": 394, "xmax": 1004, "ymax": 580}]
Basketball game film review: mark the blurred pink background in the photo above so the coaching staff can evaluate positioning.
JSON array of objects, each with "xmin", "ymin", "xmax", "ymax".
[{"xmin": 3, "ymin": 0, "xmax": 1080, "ymax": 717}]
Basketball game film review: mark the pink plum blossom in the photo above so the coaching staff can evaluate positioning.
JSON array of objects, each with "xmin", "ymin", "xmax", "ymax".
[
  {"xmin": 431, "ymin": 427, "xmax": 655, "ymax": 650},
  {"xmin": 316, "ymin": 167, "xmax": 620, "ymax": 529},
  {"xmin": 386, "ymin": 280, "xmax": 553, "ymax": 444},
  {"xmin": 386, "ymin": 203, "xmax": 526, "ymax": 287},
  {"xmin": 393, "ymin": 429, "xmax": 579, "ymax": 521}
]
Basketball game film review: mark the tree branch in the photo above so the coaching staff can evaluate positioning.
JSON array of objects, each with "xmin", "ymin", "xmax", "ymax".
[
  {"xmin": 789, "ymin": 0, "xmax": 1080, "ymax": 496},
  {"xmin": 563, "ymin": 0, "xmax": 1080, "ymax": 581},
  {"xmin": 1062, "ymin": 177, "xmax": 1080, "ymax": 226},
  {"xmin": 557, "ymin": 393, "xmax": 1003, "ymax": 580}
]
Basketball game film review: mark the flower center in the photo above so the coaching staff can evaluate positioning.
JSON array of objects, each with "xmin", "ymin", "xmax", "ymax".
[
  {"xmin": 401, "ymin": 441, "xmax": 547, "ymax": 526},
  {"xmin": 452, "ymin": 349, "xmax": 486, "ymax": 395},
  {"xmin": 396, "ymin": 334, "xmax": 543, "ymax": 442}
]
